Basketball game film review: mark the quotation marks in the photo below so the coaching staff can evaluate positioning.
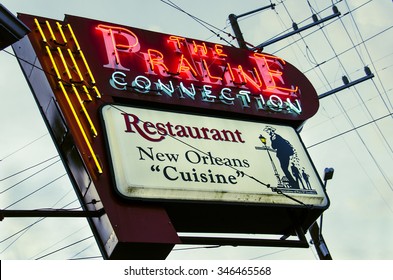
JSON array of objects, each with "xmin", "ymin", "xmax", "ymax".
[
  {"xmin": 151, "ymin": 165, "xmax": 161, "ymax": 172},
  {"xmin": 236, "ymin": 170, "xmax": 245, "ymax": 177}
]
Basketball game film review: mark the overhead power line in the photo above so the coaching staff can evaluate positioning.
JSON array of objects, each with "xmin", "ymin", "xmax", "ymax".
[
  {"xmin": 0, "ymin": 159, "xmax": 61, "ymax": 195},
  {"xmin": 160, "ymin": 0, "xmax": 237, "ymax": 47},
  {"xmin": 251, "ymin": 5, "xmax": 341, "ymax": 51},
  {"xmin": 0, "ymin": 194, "xmax": 78, "ymax": 255},
  {"xmin": 35, "ymin": 235, "xmax": 94, "ymax": 260},
  {"xmin": 0, "ymin": 133, "xmax": 48, "ymax": 161},
  {"xmin": 307, "ymin": 113, "xmax": 393, "ymax": 149},
  {"xmin": 0, "ymin": 155, "xmax": 59, "ymax": 182},
  {"xmin": 3, "ymin": 173, "xmax": 67, "ymax": 209},
  {"xmin": 303, "ymin": 25, "xmax": 393, "ymax": 75}
]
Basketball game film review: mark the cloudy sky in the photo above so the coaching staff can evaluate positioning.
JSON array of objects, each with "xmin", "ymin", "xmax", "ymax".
[{"xmin": 0, "ymin": 0, "xmax": 392, "ymax": 260}]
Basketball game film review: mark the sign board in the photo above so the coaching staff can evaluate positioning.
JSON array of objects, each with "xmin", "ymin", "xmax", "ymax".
[
  {"xmin": 13, "ymin": 13, "xmax": 327, "ymax": 259},
  {"xmin": 102, "ymin": 105, "xmax": 326, "ymax": 206}
]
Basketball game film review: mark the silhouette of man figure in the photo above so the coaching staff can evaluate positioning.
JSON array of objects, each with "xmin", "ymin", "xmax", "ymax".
[
  {"xmin": 291, "ymin": 163, "xmax": 305, "ymax": 189},
  {"xmin": 302, "ymin": 169, "xmax": 312, "ymax": 190},
  {"xmin": 264, "ymin": 126, "xmax": 299, "ymax": 189}
]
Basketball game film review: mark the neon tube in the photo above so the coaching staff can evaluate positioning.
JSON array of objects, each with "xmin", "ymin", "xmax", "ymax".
[
  {"xmin": 57, "ymin": 47, "xmax": 72, "ymax": 80},
  {"xmin": 45, "ymin": 45, "xmax": 61, "ymax": 80},
  {"xmin": 82, "ymin": 85, "xmax": 93, "ymax": 101},
  {"xmin": 56, "ymin": 22, "xmax": 68, "ymax": 44},
  {"xmin": 34, "ymin": 18, "xmax": 47, "ymax": 43},
  {"xmin": 67, "ymin": 48, "xmax": 84, "ymax": 82},
  {"xmin": 79, "ymin": 50, "xmax": 96, "ymax": 84},
  {"xmin": 58, "ymin": 81, "xmax": 103, "ymax": 174},
  {"xmin": 45, "ymin": 20, "xmax": 57, "ymax": 42},
  {"xmin": 92, "ymin": 86, "xmax": 101, "ymax": 98},
  {"xmin": 67, "ymin": 23, "xmax": 81, "ymax": 51},
  {"xmin": 71, "ymin": 85, "xmax": 98, "ymax": 137}
]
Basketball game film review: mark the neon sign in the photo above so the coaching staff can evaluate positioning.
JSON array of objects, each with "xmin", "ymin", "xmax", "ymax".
[
  {"xmin": 95, "ymin": 24, "xmax": 304, "ymax": 115},
  {"xmin": 21, "ymin": 13, "xmax": 319, "ymax": 153},
  {"xmin": 15, "ymin": 13, "xmax": 327, "ymax": 259}
]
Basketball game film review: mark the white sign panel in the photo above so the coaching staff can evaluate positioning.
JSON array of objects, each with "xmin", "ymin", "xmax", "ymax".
[{"xmin": 101, "ymin": 105, "xmax": 328, "ymax": 206}]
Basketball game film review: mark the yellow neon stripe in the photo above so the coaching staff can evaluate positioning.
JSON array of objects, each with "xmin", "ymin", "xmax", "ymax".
[
  {"xmin": 79, "ymin": 50, "xmax": 96, "ymax": 85},
  {"xmin": 82, "ymin": 85, "xmax": 93, "ymax": 101},
  {"xmin": 67, "ymin": 23, "xmax": 97, "ymax": 86},
  {"xmin": 67, "ymin": 49, "xmax": 84, "ymax": 82},
  {"xmin": 72, "ymin": 85, "xmax": 98, "ymax": 137},
  {"xmin": 34, "ymin": 18, "xmax": 47, "ymax": 43},
  {"xmin": 57, "ymin": 47, "xmax": 72, "ymax": 80},
  {"xmin": 56, "ymin": 22, "xmax": 67, "ymax": 44},
  {"xmin": 46, "ymin": 46, "xmax": 61, "ymax": 80},
  {"xmin": 67, "ymin": 23, "xmax": 80, "ymax": 51},
  {"xmin": 92, "ymin": 86, "xmax": 102, "ymax": 98},
  {"xmin": 58, "ymin": 82, "xmax": 103, "ymax": 174},
  {"xmin": 45, "ymin": 20, "xmax": 57, "ymax": 42}
]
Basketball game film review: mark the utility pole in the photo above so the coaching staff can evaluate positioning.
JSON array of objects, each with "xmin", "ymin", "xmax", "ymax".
[
  {"xmin": 228, "ymin": 13, "xmax": 248, "ymax": 49},
  {"xmin": 228, "ymin": 3, "xmax": 275, "ymax": 49}
]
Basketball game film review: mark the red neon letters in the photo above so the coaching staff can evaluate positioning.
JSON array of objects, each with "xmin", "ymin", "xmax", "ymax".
[{"xmin": 96, "ymin": 24, "xmax": 300, "ymax": 100}]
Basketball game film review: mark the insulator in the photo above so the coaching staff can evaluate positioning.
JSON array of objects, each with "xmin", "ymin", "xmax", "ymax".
[
  {"xmin": 364, "ymin": 66, "xmax": 372, "ymax": 76},
  {"xmin": 292, "ymin": 22, "xmax": 298, "ymax": 31},
  {"xmin": 342, "ymin": 76, "xmax": 349, "ymax": 85}
]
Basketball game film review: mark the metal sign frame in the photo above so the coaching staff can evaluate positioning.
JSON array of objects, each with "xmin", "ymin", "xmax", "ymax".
[{"xmin": 13, "ymin": 13, "xmax": 327, "ymax": 259}]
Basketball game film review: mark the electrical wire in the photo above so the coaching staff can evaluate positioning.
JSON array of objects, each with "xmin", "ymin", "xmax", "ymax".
[
  {"xmin": 271, "ymin": 0, "xmax": 372, "ymax": 55},
  {"xmin": 172, "ymin": 245, "xmax": 221, "ymax": 251},
  {"xmin": 0, "ymin": 158, "xmax": 61, "ymax": 195},
  {"xmin": 316, "ymin": 6, "xmax": 393, "ymax": 158},
  {"xmin": 35, "ymin": 235, "xmax": 94, "ymax": 260},
  {"xmin": 314, "ymin": 5, "xmax": 393, "ymax": 189},
  {"xmin": 274, "ymin": 0, "xmax": 393, "ymax": 165},
  {"xmin": 272, "ymin": 1, "xmax": 393, "ymax": 206},
  {"xmin": 342, "ymin": 0, "xmax": 393, "ymax": 113},
  {"xmin": 0, "ymin": 218, "xmax": 44, "ymax": 245},
  {"xmin": 0, "ymin": 191, "xmax": 77, "ymax": 255},
  {"xmin": 307, "ymin": 112, "xmax": 393, "ymax": 149},
  {"xmin": 0, "ymin": 217, "xmax": 46, "ymax": 255},
  {"xmin": 269, "ymin": 0, "xmax": 343, "ymax": 41},
  {"xmin": 68, "ymin": 242, "xmax": 97, "ymax": 259},
  {"xmin": 249, "ymin": 248, "xmax": 292, "ymax": 260},
  {"xmin": 30, "ymin": 222, "xmax": 90, "ymax": 259},
  {"xmin": 0, "ymin": 155, "xmax": 59, "ymax": 182},
  {"xmin": 302, "ymin": 25, "xmax": 393, "ymax": 75},
  {"xmin": 3, "ymin": 173, "xmax": 67, "ymax": 210},
  {"xmin": 274, "ymin": 1, "xmax": 334, "ymax": 94},
  {"xmin": 160, "ymin": 0, "xmax": 237, "ymax": 47},
  {"xmin": 322, "ymin": 113, "xmax": 393, "ymax": 211},
  {"xmin": 68, "ymin": 255, "xmax": 102, "ymax": 260},
  {"xmin": 0, "ymin": 133, "xmax": 48, "ymax": 161}
]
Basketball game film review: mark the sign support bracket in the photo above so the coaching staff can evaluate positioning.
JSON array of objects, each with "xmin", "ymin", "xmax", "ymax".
[
  {"xmin": 0, "ymin": 208, "xmax": 105, "ymax": 220},
  {"xmin": 179, "ymin": 225, "xmax": 309, "ymax": 248}
]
